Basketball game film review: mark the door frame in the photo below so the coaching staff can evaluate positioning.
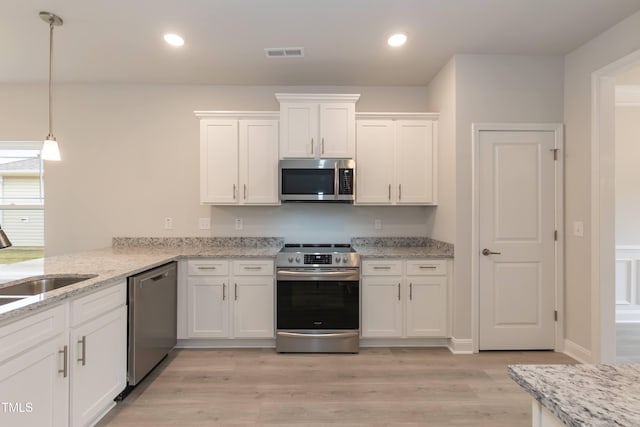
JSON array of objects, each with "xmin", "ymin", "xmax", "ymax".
[
  {"xmin": 591, "ymin": 49, "xmax": 640, "ymax": 364},
  {"xmin": 471, "ymin": 123, "xmax": 565, "ymax": 353}
]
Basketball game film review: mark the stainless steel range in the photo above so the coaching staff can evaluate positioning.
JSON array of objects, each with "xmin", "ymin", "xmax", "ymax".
[{"xmin": 276, "ymin": 243, "xmax": 360, "ymax": 353}]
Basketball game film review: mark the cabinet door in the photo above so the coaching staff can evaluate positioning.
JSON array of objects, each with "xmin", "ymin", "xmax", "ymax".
[
  {"xmin": 356, "ymin": 120, "xmax": 395, "ymax": 204},
  {"xmin": 405, "ymin": 276, "xmax": 447, "ymax": 337},
  {"xmin": 200, "ymin": 119, "xmax": 239, "ymax": 204},
  {"xmin": 395, "ymin": 120, "xmax": 436, "ymax": 204},
  {"xmin": 232, "ymin": 276, "xmax": 274, "ymax": 338},
  {"xmin": 0, "ymin": 335, "xmax": 68, "ymax": 427},
  {"xmin": 187, "ymin": 277, "xmax": 229, "ymax": 338},
  {"xmin": 279, "ymin": 103, "xmax": 317, "ymax": 158},
  {"xmin": 361, "ymin": 276, "xmax": 403, "ymax": 338},
  {"xmin": 239, "ymin": 120, "xmax": 280, "ymax": 204},
  {"xmin": 320, "ymin": 103, "xmax": 355, "ymax": 158},
  {"xmin": 69, "ymin": 305, "xmax": 127, "ymax": 427}
]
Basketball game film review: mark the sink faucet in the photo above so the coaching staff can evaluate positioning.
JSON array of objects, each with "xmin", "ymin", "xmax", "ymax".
[{"xmin": 0, "ymin": 225, "xmax": 12, "ymax": 249}]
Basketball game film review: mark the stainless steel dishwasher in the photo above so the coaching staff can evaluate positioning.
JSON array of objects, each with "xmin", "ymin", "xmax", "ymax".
[{"xmin": 127, "ymin": 261, "xmax": 177, "ymax": 387}]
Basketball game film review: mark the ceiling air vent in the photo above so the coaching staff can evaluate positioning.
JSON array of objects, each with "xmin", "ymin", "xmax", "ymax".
[{"xmin": 264, "ymin": 47, "xmax": 304, "ymax": 58}]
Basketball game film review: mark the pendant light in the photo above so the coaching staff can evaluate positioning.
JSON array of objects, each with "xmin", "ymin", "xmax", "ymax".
[
  {"xmin": 40, "ymin": 11, "xmax": 63, "ymax": 161},
  {"xmin": 0, "ymin": 225, "xmax": 12, "ymax": 249}
]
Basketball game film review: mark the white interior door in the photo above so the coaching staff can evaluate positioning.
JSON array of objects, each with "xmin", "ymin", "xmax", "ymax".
[{"xmin": 479, "ymin": 130, "xmax": 556, "ymax": 350}]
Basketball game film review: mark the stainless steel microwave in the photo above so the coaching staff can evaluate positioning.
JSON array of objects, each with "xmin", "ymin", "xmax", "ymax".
[{"xmin": 279, "ymin": 159, "xmax": 355, "ymax": 202}]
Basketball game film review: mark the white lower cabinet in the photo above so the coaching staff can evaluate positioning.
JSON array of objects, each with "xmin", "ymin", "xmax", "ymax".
[
  {"xmin": 362, "ymin": 259, "xmax": 448, "ymax": 339},
  {"xmin": 0, "ymin": 282, "xmax": 127, "ymax": 427},
  {"xmin": 187, "ymin": 259, "xmax": 274, "ymax": 339}
]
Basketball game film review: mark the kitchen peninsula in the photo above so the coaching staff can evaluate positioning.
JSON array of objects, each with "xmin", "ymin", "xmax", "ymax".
[{"xmin": 509, "ymin": 364, "xmax": 640, "ymax": 426}]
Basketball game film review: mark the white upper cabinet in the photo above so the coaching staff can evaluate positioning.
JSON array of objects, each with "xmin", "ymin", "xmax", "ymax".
[
  {"xmin": 356, "ymin": 115, "xmax": 438, "ymax": 205},
  {"xmin": 198, "ymin": 113, "xmax": 279, "ymax": 205},
  {"xmin": 276, "ymin": 93, "xmax": 359, "ymax": 159}
]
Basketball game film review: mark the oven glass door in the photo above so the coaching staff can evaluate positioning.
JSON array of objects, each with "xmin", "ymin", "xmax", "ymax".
[{"xmin": 277, "ymin": 277, "xmax": 359, "ymax": 330}]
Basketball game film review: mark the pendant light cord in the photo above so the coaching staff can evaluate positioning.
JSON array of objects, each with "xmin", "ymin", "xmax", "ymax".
[{"xmin": 48, "ymin": 20, "xmax": 54, "ymax": 139}]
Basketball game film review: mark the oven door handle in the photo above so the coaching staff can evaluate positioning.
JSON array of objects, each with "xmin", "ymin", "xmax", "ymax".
[
  {"xmin": 277, "ymin": 331, "xmax": 359, "ymax": 339},
  {"xmin": 276, "ymin": 269, "xmax": 359, "ymax": 280}
]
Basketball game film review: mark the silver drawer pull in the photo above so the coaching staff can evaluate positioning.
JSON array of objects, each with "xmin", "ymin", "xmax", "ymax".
[
  {"xmin": 197, "ymin": 266, "xmax": 218, "ymax": 270},
  {"xmin": 373, "ymin": 266, "xmax": 391, "ymax": 270},
  {"xmin": 419, "ymin": 266, "xmax": 437, "ymax": 269},
  {"xmin": 77, "ymin": 336, "xmax": 86, "ymax": 366},
  {"xmin": 243, "ymin": 266, "xmax": 262, "ymax": 270}
]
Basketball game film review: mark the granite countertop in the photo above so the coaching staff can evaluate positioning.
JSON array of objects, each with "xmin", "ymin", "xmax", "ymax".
[
  {"xmin": 509, "ymin": 364, "xmax": 640, "ymax": 427},
  {"xmin": 0, "ymin": 237, "xmax": 284, "ymax": 324},
  {"xmin": 351, "ymin": 237, "xmax": 454, "ymax": 258}
]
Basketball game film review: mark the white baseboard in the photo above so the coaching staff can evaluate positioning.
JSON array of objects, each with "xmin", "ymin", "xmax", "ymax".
[
  {"xmin": 563, "ymin": 339, "xmax": 592, "ymax": 363},
  {"xmin": 448, "ymin": 337, "xmax": 474, "ymax": 354},
  {"xmin": 359, "ymin": 337, "xmax": 450, "ymax": 348}
]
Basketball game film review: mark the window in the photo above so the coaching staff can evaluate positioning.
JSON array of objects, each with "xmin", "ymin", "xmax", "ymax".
[{"xmin": 0, "ymin": 142, "xmax": 45, "ymax": 264}]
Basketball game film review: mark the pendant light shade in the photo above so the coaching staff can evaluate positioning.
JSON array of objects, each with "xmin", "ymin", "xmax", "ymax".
[
  {"xmin": 40, "ymin": 11, "xmax": 63, "ymax": 161},
  {"xmin": 0, "ymin": 225, "xmax": 12, "ymax": 249}
]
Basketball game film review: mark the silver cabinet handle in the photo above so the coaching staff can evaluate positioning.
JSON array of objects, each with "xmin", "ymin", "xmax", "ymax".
[
  {"xmin": 197, "ymin": 266, "xmax": 217, "ymax": 270},
  {"xmin": 399, "ymin": 184, "xmax": 402, "ymax": 200},
  {"xmin": 397, "ymin": 283, "xmax": 401, "ymax": 301},
  {"xmin": 58, "ymin": 345, "xmax": 68, "ymax": 378},
  {"xmin": 409, "ymin": 283, "xmax": 413, "ymax": 301},
  {"xmin": 244, "ymin": 184, "xmax": 247, "ymax": 200},
  {"xmin": 77, "ymin": 336, "xmax": 86, "ymax": 366},
  {"xmin": 232, "ymin": 184, "xmax": 236, "ymax": 200},
  {"xmin": 419, "ymin": 266, "xmax": 437, "ymax": 269},
  {"xmin": 373, "ymin": 266, "xmax": 391, "ymax": 270},
  {"xmin": 388, "ymin": 184, "xmax": 391, "ymax": 201},
  {"xmin": 222, "ymin": 283, "xmax": 226, "ymax": 300},
  {"xmin": 234, "ymin": 283, "xmax": 238, "ymax": 300},
  {"xmin": 482, "ymin": 248, "xmax": 501, "ymax": 256},
  {"xmin": 321, "ymin": 137, "xmax": 325, "ymax": 154},
  {"xmin": 243, "ymin": 266, "xmax": 262, "ymax": 270},
  {"xmin": 311, "ymin": 138, "xmax": 314, "ymax": 155}
]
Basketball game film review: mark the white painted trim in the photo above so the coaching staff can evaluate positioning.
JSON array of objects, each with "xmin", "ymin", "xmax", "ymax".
[
  {"xmin": 194, "ymin": 111, "xmax": 279, "ymax": 119},
  {"xmin": 275, "ymin": 93, "xmax": 361, "ymax": 103},
  {"xmin": 615, "ymin": 245, "xmax": 640, "ymax": 322},
  {"xmin": 356, "ymin": 112, "xmax": 440, "ymax": 120},
  {"xmin": 176, "ymin": 338, "xmax": 276, "ymax": 348},
  {"xmin": 448, "ymin": 337, "xmax": 473, "ymax": 354},
  {"xmin": 591, "ymin": 48, "xmax": 640, "ymax": 364},
  {"xmin": 563, "ymin": 339, "xmax": 592, "ymax": 364},
  {"xmin": 471, "ymin": 123, "xmax": 564, "ymax": 353}
]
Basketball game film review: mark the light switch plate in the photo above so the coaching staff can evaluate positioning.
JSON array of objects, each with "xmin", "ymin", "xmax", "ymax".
[
  {"xmin": 573, "ymin": 221, "xmax": 584, "ymax": 237},
  {"xmin": 235, "ymin": 218, "xmax": 243, "ymax": 230},
  {"xmin": 374, "ymin": 219, "xmax": 382, "ymax": 230},
  {"xmin": 199, "ymin": 218, "xmax": 211, "ymax": 230},
  {"xmin": 164, "ymin": 217, "xmax": 173, "ymax": 230}
]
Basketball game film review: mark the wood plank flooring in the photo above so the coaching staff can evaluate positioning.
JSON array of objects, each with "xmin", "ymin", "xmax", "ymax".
[
  {"xmin": 617, "ymin": 322, "xmax": 640, "ymax": 363},
  {"xmin": 97, "ymin": 348, "xmax": 575, "ymax": 427}
]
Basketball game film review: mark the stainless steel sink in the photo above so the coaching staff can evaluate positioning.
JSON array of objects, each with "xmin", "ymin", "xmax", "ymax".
[{"xmin": 0, "ymin": 274, "xmax": 98, "ymax": 296}]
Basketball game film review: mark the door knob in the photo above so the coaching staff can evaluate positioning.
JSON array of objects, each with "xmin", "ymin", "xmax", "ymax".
[{"xmin": 482, "ymin": 248, "xmax": 501, "ymax": 256}]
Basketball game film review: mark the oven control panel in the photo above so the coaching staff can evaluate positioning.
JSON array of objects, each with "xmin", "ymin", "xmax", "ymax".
[
  {"xmin": 276, "ymin": 252, "xmax": 360, "ymax": 268},
  {"xmin": 304, "ymin": 254, "xmax": 331, "ymax": 264}
]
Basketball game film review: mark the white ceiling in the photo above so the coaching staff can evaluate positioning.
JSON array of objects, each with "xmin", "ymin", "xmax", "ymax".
[{"xmin": 3, "ymin": 0, "xmax": 640, "ymax": 86}]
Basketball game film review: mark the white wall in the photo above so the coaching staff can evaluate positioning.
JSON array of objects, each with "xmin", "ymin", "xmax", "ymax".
[
  {"xmin": 564, "ymin": 10, "xmax": 640, "ymax": 353},
  {"xmin": 615, "ymin": 105, "xmax": 640, "ymax": 245},
  {"xmin": 0, "ymin": 84, "xmax": 431, "ymax": 255},
  {"xmin": 453, "ymin": 54, "xmax": 565, "ymax": 340}
]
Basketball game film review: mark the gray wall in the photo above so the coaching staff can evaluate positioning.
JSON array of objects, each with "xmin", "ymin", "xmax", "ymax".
[
  {"xmin": 0, "ymin": 84, "xmax": 431, "ymax": 255},
  {"xmin": 616, "ymin": 105, "xmax": 640, "ymax": 245}
]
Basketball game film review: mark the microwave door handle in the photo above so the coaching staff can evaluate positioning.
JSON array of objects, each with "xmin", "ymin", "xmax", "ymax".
[{"xmin": 335, "ymin": 162, "xmax": 339, "ymax": 197}]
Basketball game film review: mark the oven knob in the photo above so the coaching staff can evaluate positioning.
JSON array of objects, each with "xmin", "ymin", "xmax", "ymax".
[
  {"xmin": 342, "ymin": 256, "xmax": 348, "ymax": 263},
  {"xmin": 335, "ymin": 257, "xmax": 341, "ymax": 263},
  {"xmin": 287, "ymin": 256, "xmax": 294, "ymax": 263},
  {"xmin": 295, "ymin": 256, "xmax": 301, "ymax": 263}
]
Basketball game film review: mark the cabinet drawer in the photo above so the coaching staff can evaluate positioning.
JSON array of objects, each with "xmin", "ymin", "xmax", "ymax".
[
  {"xmin": 0, "ymin": 304, "xmax": 67, "ymax": 363},
  {"xmin": 362, "ymin": 260, "xmax": 402, "ymax": 276},
  {"xmin": 70, "ymin": 281, "xmax": 126, "ymax": 326},
  {"xmin": 188, "ymin": 259, "xmax": 229, "ymax": 276},
  {"xmin": 233, "ymin": 260, "xmax": 274, "ymax": 276},
  {"xmin": 406, "ymin": 260, "xmax": 447, "ymax": 276}
]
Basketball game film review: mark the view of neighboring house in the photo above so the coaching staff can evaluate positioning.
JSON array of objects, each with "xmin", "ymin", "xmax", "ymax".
[{"xmin": 0, "ymin": 156, "xmax": 44, "ymax": 248}]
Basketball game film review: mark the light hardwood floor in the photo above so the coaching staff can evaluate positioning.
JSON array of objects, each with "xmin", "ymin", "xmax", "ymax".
[{"xmin": 97, "ymin": 348, "xmax": 575, "ymax": 427}]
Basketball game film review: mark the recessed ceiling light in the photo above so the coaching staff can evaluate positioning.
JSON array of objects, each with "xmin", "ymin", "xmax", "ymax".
[
  {"xmin": 387, "ymin": 33, "xmax": 407, "ymax": 47},
  {"xmin": 163, "ymin": 33, "xmax": 184, "ymax": 47}
]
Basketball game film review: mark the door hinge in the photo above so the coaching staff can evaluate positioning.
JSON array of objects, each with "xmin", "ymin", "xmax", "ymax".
[
  {"xmin": 554, "ymin": 230, "xmax": 558, "ymax": 241},
  {"xmin": 554, "ymin": 310, "xmax": 558, "ymax": 321},
  {"xmin": 550, "ymin": 148, "xmax": 559, "ymax": 161}
]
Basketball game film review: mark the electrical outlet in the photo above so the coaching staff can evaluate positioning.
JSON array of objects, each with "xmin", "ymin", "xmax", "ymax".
[
  {"xmin": 374, "ymin": 219, "xmax": 382, "ymax": 230},
  {"xmin": 235, "ymin": 218, "xmax": 243, "ymax": 230},
  {"xmin": 199, "ymin": 217, "xmax": 211, "ymax": 230},
  {"xmin": 164, "ymin": 217, "xmax": 173, "ymax": 230}
]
